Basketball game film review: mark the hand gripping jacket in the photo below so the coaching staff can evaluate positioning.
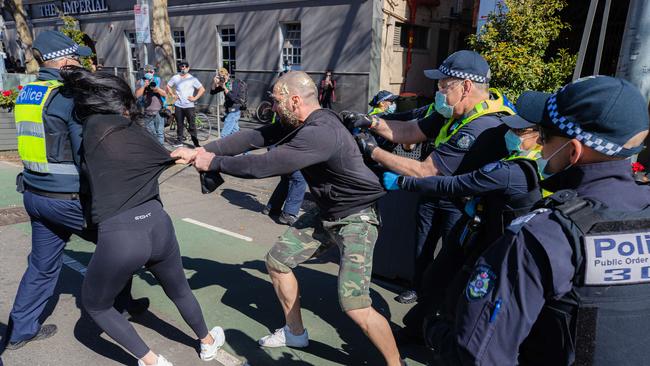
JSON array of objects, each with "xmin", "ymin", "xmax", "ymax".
[
  {"xmin": 519, "ymin": 189, "xmax": 650, "ymax": 366},
  {"xmin": 15, "ymin": 80, "xmax": 77, "ymax": 174}
]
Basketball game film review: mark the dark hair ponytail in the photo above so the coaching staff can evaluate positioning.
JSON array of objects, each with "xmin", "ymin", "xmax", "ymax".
[{"xmin": 60, "ymin": 66, "xmax": 143, "ymax": 124}]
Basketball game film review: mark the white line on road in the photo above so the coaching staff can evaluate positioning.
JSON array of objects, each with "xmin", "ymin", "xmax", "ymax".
[{"xmin": 182, "ymin": 218, "xmax": 253, "ymax": 242}]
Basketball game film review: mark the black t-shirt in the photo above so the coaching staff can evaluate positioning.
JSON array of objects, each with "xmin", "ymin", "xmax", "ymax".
[
  {"xmin": 81, "ymin": 114, "xmax": 175, "ymax": 224},
  {"xmin": 205, "ymin": 109, "xmax": 386, "ymax": 219}
]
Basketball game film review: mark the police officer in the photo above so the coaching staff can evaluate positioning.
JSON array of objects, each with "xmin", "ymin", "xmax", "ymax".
[
  {"xmin": 428, "ymin": 75, "xmax": 650, "ymax": 365},
  {"xmin": 382, "ymin": 115, "xmax": 543, "ymax": 323},
  {"xmin": 4, "ymin": 31, "xmax": 145, "ymax": 350},
  {"xmin": 368, "ymin": 90, "xmax": 398, "ymax": 116},
  {"xmin": 343, "ymin": 50, "xmax": 515, "ymax": 335}
]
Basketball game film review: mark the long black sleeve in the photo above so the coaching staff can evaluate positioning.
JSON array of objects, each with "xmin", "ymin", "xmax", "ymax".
[
  {"xmin": 208, "ymin": 123, "xmax": 337, "ymax": 179},
  {"xmin": 203, "ymin": 123, "xmax": 286, "ymax": 156}
]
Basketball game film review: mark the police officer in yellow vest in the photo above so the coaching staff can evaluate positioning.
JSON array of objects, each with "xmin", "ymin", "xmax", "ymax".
[
  {"xmin": 3, "ymin": 31, "xmax": 147, "ymax": 351},
  {"xmin": 368, "ymin": 90, "xmax": 398, "ymax": 116},
  {"xmin": 342, "ymin": 50, "xmax": 515, "ymax": 342}
]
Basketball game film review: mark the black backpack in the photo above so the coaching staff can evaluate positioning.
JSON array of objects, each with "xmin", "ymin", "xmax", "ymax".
[{"xmin": 235, "ymin": 79, "xmax": 248, "ymax": 109}]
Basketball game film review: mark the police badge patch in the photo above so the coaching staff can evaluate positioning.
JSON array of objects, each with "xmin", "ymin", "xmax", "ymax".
[
  {"xmin": 466, "ymin": 264, "xmax": 496, "ymax": 300},
  {"xmin": 454, "ymin": 132, "xmax": 475, "ymax": 150}
]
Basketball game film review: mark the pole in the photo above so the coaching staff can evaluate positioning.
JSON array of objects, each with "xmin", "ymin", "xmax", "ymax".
[
  {"xmin": 573, "ymin": 0, "xmax": 599, "ymax": 80},
  {"xmin": 593, "ymin": 0, "xmax": 611, "ymax": 75}
]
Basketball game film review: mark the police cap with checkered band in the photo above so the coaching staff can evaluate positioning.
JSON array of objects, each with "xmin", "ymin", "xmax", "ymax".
[
  {"xmin": 33, "ymin": 30, "xmax": 92, "ymax": 62},
  {"xmin": 516, "ymin": 76, "xmax": 649, "ymax": 158},
  {"xmin": 424, "ymin": 50, "xmax": 491, "ymax": 84}
]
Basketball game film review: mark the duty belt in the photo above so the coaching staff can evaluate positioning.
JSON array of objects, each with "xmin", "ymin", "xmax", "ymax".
[{"xmin": 26, "ymin": 184, "xmax": 79, "ymax": 200}]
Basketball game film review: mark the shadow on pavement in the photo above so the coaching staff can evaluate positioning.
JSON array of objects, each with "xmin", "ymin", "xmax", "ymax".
[
  {"xmin": 138, "ymin": 257, "xmax": 395, "ymax": 365},
  {"xmin": 220, "ymin": 189, "xmax": 266, "ymax": 212},
  {"xmin": 56, "ymin": 250, "xmax": 201, "ymax": 365},
  {"xmin": 225, "ymin": 328, "xmax": 316, "ymax": 365}
]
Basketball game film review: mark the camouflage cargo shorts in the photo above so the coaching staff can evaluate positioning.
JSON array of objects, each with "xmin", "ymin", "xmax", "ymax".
[{"xmin": 265, "ymin": 206, "xmax": 380, "ymax": 311}]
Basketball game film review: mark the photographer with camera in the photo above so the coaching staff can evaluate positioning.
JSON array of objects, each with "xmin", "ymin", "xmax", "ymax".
[
  {"xmin": 135, "ymin": 65, "xmax": 167, "ymax": 144},
  {"xmin": 210, "ymin": 67, "xmax": 247, "ymax": 137}
]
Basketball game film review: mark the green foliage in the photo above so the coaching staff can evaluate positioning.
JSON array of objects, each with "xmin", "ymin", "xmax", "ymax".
[
  {"xmin": 468, "ymin": 0, "xmax": 576, "ymax": 101},
  {"xmin": 60, "ymin": 15, "xmax": 94, "ymax": 70}
]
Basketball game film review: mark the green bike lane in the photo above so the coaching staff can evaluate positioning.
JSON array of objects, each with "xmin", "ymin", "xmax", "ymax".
[{"xmin": 0, "ymin": 161, "xmax": 429, "ymax": 365}]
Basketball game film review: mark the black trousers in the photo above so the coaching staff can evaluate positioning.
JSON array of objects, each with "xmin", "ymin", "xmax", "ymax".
[
  {"xmin": 175, "ymin": 106, "xmax": 196, "ymax": 140},
  {"xmin": 81, "ymin": 200, "xmax": 208, "ymax": 358}
]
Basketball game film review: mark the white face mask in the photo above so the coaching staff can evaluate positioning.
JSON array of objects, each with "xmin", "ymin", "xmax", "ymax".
[{"xmin": 537, "ymin": 140, "xmax": 573, "ymax": 179}]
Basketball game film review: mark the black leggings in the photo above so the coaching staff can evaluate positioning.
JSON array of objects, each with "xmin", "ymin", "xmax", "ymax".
[
  {"xmin": 81, "ymin": 200, "xmax": 208, "ymax": 358},
  {"xmin": 175, "ymin": 106, "xmax": 196, "ymax": 139}
]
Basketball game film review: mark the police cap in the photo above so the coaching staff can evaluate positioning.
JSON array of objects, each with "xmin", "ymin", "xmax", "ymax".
[
  {"xmin": 516, "ymin": 76, "xmax": 649, "ymax": 157},
  {"xmin": 424, "ymin": 50, "xmax": 490, "ymax": 84},
  {"xmin": 33, "ymin": 30, "xmax": 92, "ymax": 61},
  {"xmin": 369, "ymin": 90, "xmax": 398, "ymax": 107}
]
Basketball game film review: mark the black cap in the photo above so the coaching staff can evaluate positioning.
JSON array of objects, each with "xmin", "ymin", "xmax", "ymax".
[
  {"xmin": 178, "ymin": 61, "xmax": 189, "ymax": 68},
  {"xmin": 503, "ymin": 114, "xmax": 536, "ymax": 129},
  {"xmin": 516, "ymin": 76, "xmax": 649, "ymax": 157},
  {"xmin": 424, "ymin": 50, "xmax": 490, "ymax": 83},
  {"xmin": 369, "ymin": 90, "xmax": 398, "ymax": 107},
  {"xmin": 33, "ymin": 30, "xmax": 91, "ymax": 61}
]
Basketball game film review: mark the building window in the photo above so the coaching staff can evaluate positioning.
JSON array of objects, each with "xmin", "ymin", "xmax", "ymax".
[
  {"xmin": 281, "ymin": 23, "xmax": 301, "ymax": 68},
  {"xmin": 219, "ymin": 26, "xmax": 236, "ymax": 74},
  {"xmin": 394, "ymin": 23, "xmax": 429, "ymax": 50},
  {"xmin": 126, "ymin": 31, "xmax": 140, "ymax": 71},
  {"xmin": 173, "ymin": 29, "xmax": 186, "ymax": 65}
]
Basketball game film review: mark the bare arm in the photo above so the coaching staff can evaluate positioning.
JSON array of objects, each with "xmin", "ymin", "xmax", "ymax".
[
  {"xmin": 190, "ymin": 86, "xmax": 206, "ymax": 101},
  {"xmin": 371, "ymin": 148, "xmax": 439, "ymax": 177},
  {"xmin": 371, "ymin": 117, "xmax": 428, "ymax": 145}
]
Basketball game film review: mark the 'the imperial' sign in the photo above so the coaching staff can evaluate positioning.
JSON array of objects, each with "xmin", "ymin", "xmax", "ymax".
[{"xmin": 40, "ymin": 0, "xmax": 109, "ymax": 18}]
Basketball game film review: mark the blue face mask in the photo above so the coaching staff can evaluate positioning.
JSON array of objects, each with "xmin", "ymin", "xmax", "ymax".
[
  {"xmin": 435, "ymin": 91, "xmax": 455, "ymax": 118},
  {"xmin": 504, "ymin": 130, "xmax": 522, "ymax": 154},
  {"xmin": 386, "ymin": 103, "xmax": 397, "ymax": 114},
  {"xmin": 144, "ymin": 73, "xmax": 154, "ymax": 80},
  {"xmin": 537, "ymin": 140, "xmax": 573, "ymax": 179}
]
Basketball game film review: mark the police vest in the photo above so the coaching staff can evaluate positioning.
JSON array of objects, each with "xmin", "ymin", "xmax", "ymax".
[
  {"xmin": 519, "ymin": 190, "xmax": 650, "ymax": 366},
  {"xmin": 15, "ymin": 80, "xmax": 77, "ymax": 175},
  {"xmin": 368, "ymin": 107, "xmax": 384, "ymax": 116},
  {"xmin": 434, "ymin": 88, "xmax": 515, "ymax": 148}
]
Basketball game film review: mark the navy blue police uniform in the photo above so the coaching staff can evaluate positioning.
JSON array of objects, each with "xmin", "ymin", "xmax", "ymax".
[
  {"xmin": 390, "ymin": 115, "xmax": 542, "ymax": 326},
  {"xmin": 391, "ymin": 51, "xmax": 514, "ymax": 331},
  {"xmin": 428, "ymin": 76, "xmax": 650, "ymax": 366},
  {"xmin": 4, "ymin": 32, "xmax": 137, "ymax": 349}
]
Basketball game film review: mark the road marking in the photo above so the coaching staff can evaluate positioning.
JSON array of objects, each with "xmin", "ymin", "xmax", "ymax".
[
  {"xmin": 182, "ymin": 218, "xmax": 253, "ymax": 242},
  {"xmin": 62, "ymin": 254, "xmax": 87, "ymax": 276}
]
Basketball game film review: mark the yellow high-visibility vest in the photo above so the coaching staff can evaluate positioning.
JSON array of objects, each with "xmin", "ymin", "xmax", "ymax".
[
  {"xmin": 434, "ymin": 89, "xmax": 516, "ymax": 148},
  {"xmin": 15, "ymin": 80, "xmax": 72, "ymax": 174}
]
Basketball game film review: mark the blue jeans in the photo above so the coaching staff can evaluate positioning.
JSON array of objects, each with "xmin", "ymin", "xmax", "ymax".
[
  {"xmin": 221, "ymin": 110, "xmax": 241, "ymax": 137},
  {"xmin": 143, "ymin": 113, "xmax": 164, "ymax": 144},
  {"xmin": 266, "ymin": 170, "xmax": 307, "ymax": 216}
]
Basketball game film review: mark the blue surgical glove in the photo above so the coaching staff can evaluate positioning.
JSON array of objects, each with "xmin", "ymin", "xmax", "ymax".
[{"xmin": 383, "ymin": 171, "xmax": 401, "ymax": 190}]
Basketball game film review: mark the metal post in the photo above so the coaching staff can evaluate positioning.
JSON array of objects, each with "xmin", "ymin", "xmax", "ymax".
[
  {"xmin": 216, "ymin": 103, "xmax": 221, "ymax": 138},
  {"xmin": 573, "ymin": 0, "xmax": 599, "ymax": 80},
  {"xmin": 593, "ymin": 0, "xmax": 611, "ymax": 75}
]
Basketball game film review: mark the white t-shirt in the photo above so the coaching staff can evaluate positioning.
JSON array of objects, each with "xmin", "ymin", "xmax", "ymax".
[{"xmin": 167, "ymin": 74, "xmax": 203, "ymax": 108}]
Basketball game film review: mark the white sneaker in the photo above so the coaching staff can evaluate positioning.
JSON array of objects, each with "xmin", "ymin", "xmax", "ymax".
[
  {"xmin": 138, "ymin": 354, "xmax": 173, "ymax": 366},
  {"xmin": 200, "ymin": 326, "xmax": 226, "ymax": 361},
  {"xmin": 258, "ymin": 325, "xmax": 309, "ymax": 348}
]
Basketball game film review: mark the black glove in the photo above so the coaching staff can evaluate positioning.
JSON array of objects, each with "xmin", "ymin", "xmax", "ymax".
[
  {"xmin": 354, "ymin": 132, "xmax": 378, "ymax": 157},
  {"xmin": 341, "ymin": 111, "xmax": 373, "ymax": 132},
  {"xmin": 200, "ymin": 171, "xmax": 225, "ymax": 194}
]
